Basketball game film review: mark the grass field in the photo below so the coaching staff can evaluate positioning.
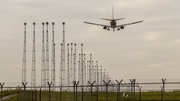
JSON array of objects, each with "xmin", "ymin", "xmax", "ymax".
[
  {"xmin": 2, "ymin": 90, "xmax": 180, "ymax": 101},
  {"xmin": 0, "ymin": 90, "xmax": 17, "ymax": 97}
]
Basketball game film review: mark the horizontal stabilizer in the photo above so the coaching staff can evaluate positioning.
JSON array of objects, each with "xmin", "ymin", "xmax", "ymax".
[
  {"xmin": 100, "ymin": 18, "xmax": 112, "ymax": 21},
  {"xmin": 114, "ymin": 18, "xmax": 126, "ymax": 21}
]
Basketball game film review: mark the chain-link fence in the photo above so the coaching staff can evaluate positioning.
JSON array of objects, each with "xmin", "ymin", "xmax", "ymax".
[{"xmin": 1, "ymin": 79, "xmax": 180, "ymax": 101}]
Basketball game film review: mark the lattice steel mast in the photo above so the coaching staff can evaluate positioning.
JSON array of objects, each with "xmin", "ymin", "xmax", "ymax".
[
  {"xmin": 89, "ymin": 54, "xmax": 92, "ymax": 82},
  {"xmin": 96, "ymin": 61, "xmax": 99, "ymax": 85},
  {"xmin": 67, "ymin": 43, "xmax": 70, "ymax": 89},
  {"xmin": 31, "ymin": 22, "xmax": 36, "ymax": 88},
  {"xmin": 81, "ymin": 44, "xmax": 84, "ymax": 85},
  {"xmin": 41, "ymin": 22, "xmax": 46, "ymax": 88},
  {"xmin": 84, "ymin": 54, "xmax": 86, "ymax": 85},
  {"xmin": 51, "ymin": 22, "xmax": 55, "ymax": 89},
  {"xmin": 70, "ymin": 43, "xmax": 73, "ymax": 87},
  {"xmin": 22, "ymin": 22, "xmax": 27, "ymax": 83},
  {"xmin": 60, "ymin": 22, "xmax": 66, "ymax": 87},
  {"xmin": 45, "ymin": 22, "xmax": 50, "ymax": 85},
  {"xmin": 73, "ymin": 44, "xmax": 77, "ymax": 82}
]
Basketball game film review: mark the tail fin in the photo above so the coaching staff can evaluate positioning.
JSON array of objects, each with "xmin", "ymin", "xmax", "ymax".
[
  {"xmin": 112, "ymin": 6, "xmax": 126, "ymax": 21},
  {"xmin": 112, "ymin": 6, "xmax": 114, "ymax": 20},
  {"xmin": 100, "ymin": 6, "xmax": 125, "ymax": 21}
]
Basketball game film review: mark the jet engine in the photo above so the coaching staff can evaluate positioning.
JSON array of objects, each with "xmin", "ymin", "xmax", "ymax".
[
  {"xmin": 103, "ymin": 26, "xmax": 107, "ymax": 29},
  {"xmin": 121, "ymin": 26, "xmax": 124, "ymax": 29}
]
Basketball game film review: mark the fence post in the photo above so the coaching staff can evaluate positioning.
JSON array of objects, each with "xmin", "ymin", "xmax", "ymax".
[
  {"xmin": 129, "ymin": 79, "xmax": 132, "ymax": 101},
  {"xmin": 103, "ymin": 80, "xmax": 111, "ymax": 101},
  {"xmin": 138, "ymin": 86, "xmax": 142, "ymax": 101},
  {"xmin": 0, "ymin": 82, "xmax": 5, "ymax": 101},
  {"xmin": 115, "ymin": 80, "xmax": 123, "ymax": 101},
  {"xmin": 47, "ymin": 82, "xmax": 52, "ymax": 101},
  {"xmin": 60, "ymin": 86, "xmax": 62, "ymax": 101},
  {"xmin": 81, "ymin": 87, "xmax": 84, "ymax": 101},
  {"xmin": 161, "ymin": 78, "xmax": 166, "ymax": 101},
  {"xmin": 16, "ymin": 86, "xmax": 19, "ymax": 101},
  {"xmin": 35, "ymin": 89, "xmax": 37, "ymax": 101},
  {"xmin": 96, "ymin": 87, "xmax": 99, "ymax": 101},
  {"xmin": 39, "ymin": 87, "xmax": 42, "ymax": 101},
  {"xmin": 73, "ymin": 81, "xmax": 79, "ymax": 101},
  {"xmin": 76, "ymin": 81, "xmax": 79, "ymax": 101},
  {"xmin": 160, "ymin": 86, "xmax": 162, "ymax": 101},
  {"xmin": 133, "ymin": 79, "xmax": 136, "ymax": 101},
  {"xmin": 73, "ymin": 81, "xmax": 76, "ymax": 101},
  {"xmin": 22, "ymin": 82, "xmax": 27, "ymax": 101},
  {"xmin": 88, "ymin": 81, "xmax": 96, "ymax": 101},
  {"xmin": 129, "ymin": 79, "xmax": 136, "ymax": 101}
]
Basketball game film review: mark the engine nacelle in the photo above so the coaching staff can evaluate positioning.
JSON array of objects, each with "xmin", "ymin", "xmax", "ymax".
[
  {"xmin": 121, "ymin": 26, "xmax": 124, "ymax": 29},
  {"xmin": 103, "ymin": 26, "xmax": 107, "ymax": 29}
]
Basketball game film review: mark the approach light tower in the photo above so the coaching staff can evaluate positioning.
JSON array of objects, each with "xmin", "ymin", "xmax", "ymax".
[
  {"xmin": 89, "ymin": 54, "xmax": 93, "ymax": 82},
  {"xmin": 73, "ymin": 44, "xmax": 77, "ymax": 82},
  {"xmin": 45, "ymin": 22, "xmax": 50, "ymax": 85},
  {"xmin": 81, "ymin": 44, "xmax": 84, "ymax": 86},
  {"xmin": 70, "ymin": 43, "xmax": 73, "ymax": 88},
  {"xmin": 22, "ymin": 22, "xmax": 27, "ymax": 83},
  {"xmin": 41, "ymin": 22, "xmax": 46, "ymax": 88},
  {"xmin": 31, "ymin": 22, "xmax": 36, "ymax": 88},
  {"xmin": 51, "ymin": 22, "xmax": 56, "ymax": 89},
  {"xmin": 67, "ymin": 43, "xmax": 70, "ymax": 89},
  {"xmin": 60, "ymin": 22, "xmax": 66, "ymax": 87}
]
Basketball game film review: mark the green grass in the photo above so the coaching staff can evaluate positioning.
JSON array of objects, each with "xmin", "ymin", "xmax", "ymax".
[
  {"xmin": 0, "ymin": 90, "xmax": 17, "ymax": 98},
  {"xmin": 3, "ymin": 96, "xmax": 17, "ymax": 101},
  {"xmin": 2, "ymin": 90, "xmax": 180, "ymax": 101}
]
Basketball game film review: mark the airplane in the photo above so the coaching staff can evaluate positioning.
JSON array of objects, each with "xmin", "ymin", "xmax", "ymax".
[{"xmin": 84, "ymin": 7, "xmax": 143, "ymax": 31}]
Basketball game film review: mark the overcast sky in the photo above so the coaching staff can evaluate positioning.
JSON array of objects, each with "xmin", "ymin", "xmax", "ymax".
[{"xmin": 0, "ymin": 0, "xmax": 180, "ymax": 85}]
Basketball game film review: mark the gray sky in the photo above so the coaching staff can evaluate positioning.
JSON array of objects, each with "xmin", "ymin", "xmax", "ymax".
[{"xmin": 0, "ymin": 0, "xmax": 180, "ymax": 85}]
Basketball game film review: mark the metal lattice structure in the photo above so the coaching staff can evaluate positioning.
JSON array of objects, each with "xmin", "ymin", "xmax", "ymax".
[
  {"xmin": 80, "ymin": 44, "xmax": 84, "ymax": 86},
  {"xmin": 45, "ymin": 22, "xmax": 50, "ymax": 86},
  {"xmin": 22, "ymin": 22, "xmax": 27, "ymax": 83},
  {"xmin": 83, "ymin": 54, "xmax": 86, "ymax": 85},
  {"xmin": 31, "ymin": 22, "xmax": 36, "ymax": 88},
  {"xmin": 89, "ymin": 54, "xmax": 93, "ymax": 83},
  {"xmin": 70, "ymin": 43, "xmax": 73, "ymax": 88},
  {"xmin": 73, "ymin": 44, "xmax": 77, "ymax": 82},
  {"xmin": 20, "ymin": 22, "xmax": 113, "ymax": 94},
  {"xmin": 41, "ymin": 22, "xmax": 46, "ymax": 88},
  {"xmin": 67, "ymin": 43, "xmax": 70, "ymax": 90},
  {"xmin": 60, "ymin": 22, "xmax": 66, "ymax": 88},
  {"xmin": 51, "ymin": 22, "xmax": 56, "ymax": 90}
]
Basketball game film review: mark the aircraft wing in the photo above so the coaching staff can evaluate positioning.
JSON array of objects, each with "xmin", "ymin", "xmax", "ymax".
[
  {"xmin": 84, "ymin": 21, "xmax": 110, "ymax": 27},
  {"xmin": 116, "ymin": 20, "xmax": 143, "ymax": 27}
]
